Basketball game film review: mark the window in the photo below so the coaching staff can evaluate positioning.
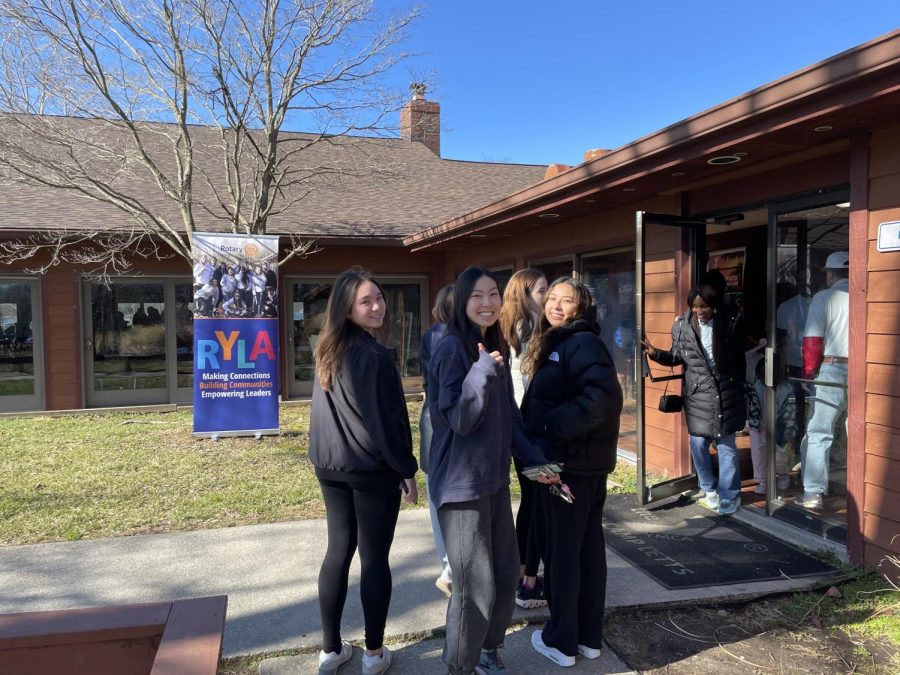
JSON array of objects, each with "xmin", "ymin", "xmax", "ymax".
[
  {"xmin": 287, "ymin": 276, "xmax": 426, "ymax": 396},
  {"xmin": 0, "ymin": 279, "xmax": 43, "ymax": 411}
]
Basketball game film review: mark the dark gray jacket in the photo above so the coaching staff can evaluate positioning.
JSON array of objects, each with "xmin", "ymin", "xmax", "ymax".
[
  {"xmin": 650, "ymin": 309, "xmax": 746, "ymax": 439},
  {"xmin": 427, "ymin": 330, "xmax": 547, "ymax": 508}
]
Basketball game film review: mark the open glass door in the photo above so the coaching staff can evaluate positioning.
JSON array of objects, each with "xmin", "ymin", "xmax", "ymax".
[
  {"xmin": 765, "ymin": 194, "xmax": 850, "ymax": 542},
  {"xmin": 635, "ymin": 212, "xmax": 706, "ymax": 504}
]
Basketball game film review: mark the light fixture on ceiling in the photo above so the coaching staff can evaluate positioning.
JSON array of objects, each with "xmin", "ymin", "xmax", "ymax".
[
  {"xmin": 836, "ymin": 202, "xmax": 851, "ymax": 209},
  {"xmin": 539, "ymin": 212, "xmax": 560, "ymax": 219},
  {"xmin": 814, "ymin": 125, "xmax": 833, "ymax": 132},
  {"xmin": 711, "ymin": 212, "xmax": 745, "ymax": 225},
  {"xmin": 671, "ymin": 171, "xmax": 685, "ymax": 177},
  {"xmin": 469, "ymin": 233, "xmax": 487, "ymax": 238},
  {"xmin": 707, "ymin": 155, "xmax": 742, "ymax": 166},
  {"xmin": 732, "ymin": 152, "xmax": 748, "ymax": 157},
  {"xmin": 585, "ymin": 198, "xmax": 597, "ymax": 203},
  {"xmin": 623, "ymin": 187, "xmax": 636, "ymax": 192}
]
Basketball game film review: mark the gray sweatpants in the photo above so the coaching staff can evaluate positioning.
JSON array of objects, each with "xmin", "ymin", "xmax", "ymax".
[{"xmin": 437, "ymin": 486, "xmax": 519, "ymax": 673}]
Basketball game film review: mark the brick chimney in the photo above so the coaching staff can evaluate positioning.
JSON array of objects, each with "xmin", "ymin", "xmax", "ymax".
[{"xmin": 401, "ymin": 83, "xmax": 440, "ymax": 156}]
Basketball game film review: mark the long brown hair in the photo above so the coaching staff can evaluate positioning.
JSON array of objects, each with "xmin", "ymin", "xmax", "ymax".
[
  {"xmin": 432, "ymin": 284, "xmax": 454, "ymax": 323},
  {"xmin": 521, "ymin": 277, "xmax": 594, "ymax": 376},
  {"xmin": 499, "ymin": 268, "xmax": 547, "ymax": 356},
  {"xmin": 314, "ymin": 267, "xmax": 388, "ymax": 390}
]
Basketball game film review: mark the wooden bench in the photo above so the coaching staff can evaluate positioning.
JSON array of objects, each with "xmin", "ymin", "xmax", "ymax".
[{"xmin": 0, "ymin": 596, "xmax": 227, "ymax": 675}]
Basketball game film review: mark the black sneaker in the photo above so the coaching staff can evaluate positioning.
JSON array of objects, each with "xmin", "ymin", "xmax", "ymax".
[
  {"xmin": 515, "ymin": 578, "xmax": 548, "ymax": 609},
  {"xmin": 475, "ymin": 647, "xmax": 508, "ymax": 674}
]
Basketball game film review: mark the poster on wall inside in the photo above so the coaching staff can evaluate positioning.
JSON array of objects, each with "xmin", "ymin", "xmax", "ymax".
[
  {"xmin": 191, "ymin": 232, "xmax": 280, "ymax": 437},
  {"xmin": 707, "ymin": 247, "xmax": 746, "ymax": 292}
]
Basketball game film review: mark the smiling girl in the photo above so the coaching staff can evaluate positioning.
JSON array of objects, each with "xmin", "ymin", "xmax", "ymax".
[
  {"xmin": 428, "ymin": 266, "xmax": 557, "ymax": 675},
  {"xmin": 521, "ymin": 277, "xmax": 623, "ymax": 667},
  {"xmin": 310, "ymin": 267, "xmax": 418, "ymax": 675}
]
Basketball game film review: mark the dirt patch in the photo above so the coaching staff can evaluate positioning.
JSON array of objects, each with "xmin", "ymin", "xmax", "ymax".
[{"xmin": 605, "ymin": 597, "xmax": 898, "ymax": 674}]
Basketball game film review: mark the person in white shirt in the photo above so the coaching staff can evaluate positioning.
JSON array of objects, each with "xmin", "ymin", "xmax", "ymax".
[
  {"xmin": 774, "ymin": 282, "xmax": 812, "ymax": 490},
  {"xmin": 193, "ymin": 279, "xmax": 220, "ymax": 317},
  {"xmin": 251, "ymin": 265, "xmax": 267, "ymax": 316},
  {"xmin": 796, "ymin": 251, "xmax": 849, "ymax": 509}
]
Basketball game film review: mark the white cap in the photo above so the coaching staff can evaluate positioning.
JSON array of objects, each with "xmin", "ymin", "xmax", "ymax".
[{"xmin": 824, "ymin": 251, "xmax": 849, "ymax": 269}]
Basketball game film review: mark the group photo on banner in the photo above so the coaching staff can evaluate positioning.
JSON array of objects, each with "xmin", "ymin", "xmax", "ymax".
[{"xmin": 191, "ymin": 232, "xmax": 280, "ymax": 438}]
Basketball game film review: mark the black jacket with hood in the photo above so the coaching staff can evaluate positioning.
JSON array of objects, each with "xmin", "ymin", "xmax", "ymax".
[
  {"xmin": 310, "ymin": 324, "xmax": 418, "ymax": 484},
  {"xmin": 650, "ymin": 308, "xmax": 747, "ymax": 439},
  {"xmin": 521, "ymin": 318, "xmax": 623, "ymax": 475}
]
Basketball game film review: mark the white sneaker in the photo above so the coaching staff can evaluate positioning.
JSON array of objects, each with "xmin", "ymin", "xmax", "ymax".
[
  {"xmin": 700, "ymin": 491, "xmax": 720, "ymax": 511},
  {"xmin": 577, "ymin": 644, "xmax": 602, "ymax": 659},
  {"xmin": 362, "ymin": 645, "xmax": 392, "ymax": 675},
  {"xmin": 531, "ymin": 629, "xmax": 575, "ymax": 667},
  {"xmin": 318, "ymin": 640, "xmax": 352, "ymax": 673}
]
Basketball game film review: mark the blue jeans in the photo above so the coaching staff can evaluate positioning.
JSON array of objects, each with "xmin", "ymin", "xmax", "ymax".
[
  {"xmin": 690, "ymin": 433, "xmax": 740, "ymax": 501},
  {"xmin": 800, "ymin": 363, "xmax": 848, "ymax": 495}
]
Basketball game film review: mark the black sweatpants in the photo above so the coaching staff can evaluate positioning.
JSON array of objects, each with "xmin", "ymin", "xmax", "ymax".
[
  {"xmin": 317, "ymin": 477, "xmax": 401, "ymax": 653},
  {"xmin": 535, "ymin": 472, "xmax": 608, "ymax": 657},
  {"xmin": 513, "ymin": 456, "xmax": 541, "ymax": 577}
]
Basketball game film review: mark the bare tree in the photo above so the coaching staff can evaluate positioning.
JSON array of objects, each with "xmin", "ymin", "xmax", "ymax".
[{"xmin": 0, "ymin": 0, "xmax": 421, "ymax": 278}]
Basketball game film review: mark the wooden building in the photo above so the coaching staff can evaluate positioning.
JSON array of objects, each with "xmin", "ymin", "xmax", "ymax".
[{"xmin": 2, "ymin": 30, "xmax": 900, "ymax": 570}]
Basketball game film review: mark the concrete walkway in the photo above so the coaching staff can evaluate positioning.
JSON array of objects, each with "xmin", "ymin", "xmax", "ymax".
[{"xmin": 0, "ymin": 504, "xmax": 839, "ymax": 671}]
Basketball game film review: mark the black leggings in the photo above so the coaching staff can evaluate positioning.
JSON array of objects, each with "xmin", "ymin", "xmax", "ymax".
[
  {"xmin": 513, "ymin": 456, "xmax": 541, "ymax": 577},
  {"xmin": 318, "ymin": 478, "xmax": 401, "ymax": 653}
]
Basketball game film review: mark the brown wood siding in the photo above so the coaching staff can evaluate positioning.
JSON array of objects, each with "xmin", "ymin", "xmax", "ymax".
[
  {"xmin": 847, "ymin": 134, "xmax": 869, "ymax": 564},
  {"xmin": 863, "ymin": 125, "xmax": 900, "ymax": 568},
  {"xmin": 42, "ymin": 266, "xmax": 82, "ymax": 410}
]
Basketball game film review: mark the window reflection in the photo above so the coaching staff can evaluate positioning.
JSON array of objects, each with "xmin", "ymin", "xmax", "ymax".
[
  {"xmin": 175, "ymin": 283, "xmax": 195, "ymax": 389},
  {"xmin": 0, "ymin": 283, "xmax": 35, "ymax": 398},
  {"xmin": 291, "ymin": 280, "xmax": 423, "ymax": 386},
  {"xmin": 581, "ymin": 250, "xmax": 637, "ymax": 453},
  {"xmin": 773, "ymin": 204, "xmax": 849, "ymax": 526},
  {"xmin": 91, "ymin": 283, "xmax": 166, "ymax": 391}
]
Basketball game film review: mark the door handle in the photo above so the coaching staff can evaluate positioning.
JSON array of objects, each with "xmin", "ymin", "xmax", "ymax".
[{"xmin": 764, "ymin": 346, "xmax": 774, "ymax": 388}]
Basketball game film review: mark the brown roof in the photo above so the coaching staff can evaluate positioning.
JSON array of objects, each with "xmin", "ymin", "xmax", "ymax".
[{"xmin": 0, "ymin": 118, "xmax": 545, "ymax": 241}]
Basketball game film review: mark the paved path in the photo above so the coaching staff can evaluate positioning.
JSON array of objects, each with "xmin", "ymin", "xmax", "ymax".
[{"xmin": 0, "ymin": 505, "xmax": 834, "ymax": 665}]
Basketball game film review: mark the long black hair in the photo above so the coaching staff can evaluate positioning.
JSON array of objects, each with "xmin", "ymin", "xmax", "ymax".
[
  {"xmin": 522, "ymin": 277, "xmax": 594, "ymax": 376},
  {"xmin": 447, "ymin": 266, "xmax": 507, "ymax": 362},
  {"xmin": 686, "ymin": 283, "xmax": 722, "ymax": 311}
]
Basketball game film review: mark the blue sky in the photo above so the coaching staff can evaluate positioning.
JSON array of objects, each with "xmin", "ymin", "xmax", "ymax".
[{"xmin": 383, "ymin": 1, "xmax": 900, "ymax": 165}]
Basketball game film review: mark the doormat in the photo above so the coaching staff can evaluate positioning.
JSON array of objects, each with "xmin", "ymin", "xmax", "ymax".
[{"xmin": 603, "ymin": 493, "xmax": 838, "ymax": 589}]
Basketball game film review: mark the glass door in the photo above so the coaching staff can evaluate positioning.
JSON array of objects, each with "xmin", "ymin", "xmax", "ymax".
[
  {"xmin": 766, "ymin": 195, "xmax": 850, "ymax": 542},
  {"xmin": 635, "ymin": 212, "xmax": 706, "ymax": 504},
  {"xmin": 83, "ymin": 278, "xmax": 192, "ymax": 407},
  {"xmin": 581, "ymin": 248, "xmax": 637, "ymax": 455},
  {"xmin": 0, "ymin": 278, "xmax": 43, "ymax": 412}
]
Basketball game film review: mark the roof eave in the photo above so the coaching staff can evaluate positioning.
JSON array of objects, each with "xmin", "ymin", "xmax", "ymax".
[{"xmin": 403, "ymin": 29, "xmax": 900, "ymax": 250}]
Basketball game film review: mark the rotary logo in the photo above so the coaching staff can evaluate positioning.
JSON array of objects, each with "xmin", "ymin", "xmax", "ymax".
[{"xmin": 243, "ymin": 243, "xmax": 260, "ymax": 259}]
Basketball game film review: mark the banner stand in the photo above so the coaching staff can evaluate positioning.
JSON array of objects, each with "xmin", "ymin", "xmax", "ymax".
[{"xmin": 191, "ymin": 233, "xmax": 281, "ymax": 438}]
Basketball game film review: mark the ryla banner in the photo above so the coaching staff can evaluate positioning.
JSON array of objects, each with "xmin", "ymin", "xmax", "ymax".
[{"xmin": 191, "ymin": 232, "xmax": 280, "ymax": 437}]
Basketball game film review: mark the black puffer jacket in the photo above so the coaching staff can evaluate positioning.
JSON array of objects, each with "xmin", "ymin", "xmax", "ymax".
[
  {"xmin": 651, "ymin": 309, "xmax": 746, "ymax": 439},
  {"xmin": 521, "ymin": 318, "xmax": 623, "ymax": 475}
]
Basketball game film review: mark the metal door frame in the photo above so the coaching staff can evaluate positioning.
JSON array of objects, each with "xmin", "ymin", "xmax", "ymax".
[{"xmin": 635, "ymin": 211, "xmax": 706, "ymax": 504}]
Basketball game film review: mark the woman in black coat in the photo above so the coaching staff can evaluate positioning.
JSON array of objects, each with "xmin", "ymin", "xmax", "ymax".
[
  {"xmin": 642, "ymin": 283, "xmax": 746, "ymax": 515},
  {"xmin": 310, "ymin": 267, "xmax": 418, "ymax": 674},
  {"xmin": 521, "ymin": 277, "xmax": 623, "ymax": 667}
]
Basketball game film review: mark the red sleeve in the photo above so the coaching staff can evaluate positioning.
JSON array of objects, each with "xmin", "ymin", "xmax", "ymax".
[{"xmin": 802, "ymin": 337, "xmax": 824, "ymax": 379}]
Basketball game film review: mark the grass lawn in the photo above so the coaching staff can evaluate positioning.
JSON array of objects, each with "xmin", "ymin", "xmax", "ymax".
[{"xmin": 6, "ymin": 401, "xmax": 646, "ymax": 545}]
